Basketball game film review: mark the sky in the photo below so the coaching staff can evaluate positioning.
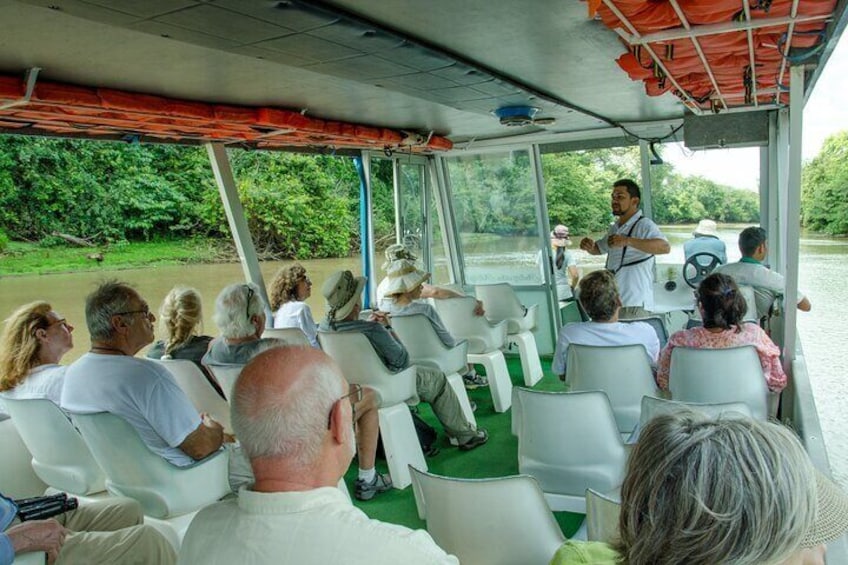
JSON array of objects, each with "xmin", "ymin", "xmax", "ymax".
[{"xmin": 664, "ymin": 28, "xmax": 848, "ymax": 192}]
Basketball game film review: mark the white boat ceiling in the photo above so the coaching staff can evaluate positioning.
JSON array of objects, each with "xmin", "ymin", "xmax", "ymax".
[{"xmin": 0, "ymin": 0, "xmax": 846, "ymax": 150}]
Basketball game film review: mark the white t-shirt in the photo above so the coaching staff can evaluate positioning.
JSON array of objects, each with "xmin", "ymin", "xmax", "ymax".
[
  {"xmin": 552, "ymin": 321, "xmax": 660, "ymax": 376},
  {"xmin": 273, "ymin": 301, "xmax": 319, "ymax": 348},
  {"xmin": 0, "ymin": 364, "xmax": 66, "ymax": 406},
  {"xmin": 179, "ymin": 486, "xmax": 458, "ymax": 565},
  {"xmin": 61, "ymin": 353, "xmax": 201, "ymax": 466},
  {"xmin": 596, "ymin": 210, "xmax": 667, "ymax": 310}
]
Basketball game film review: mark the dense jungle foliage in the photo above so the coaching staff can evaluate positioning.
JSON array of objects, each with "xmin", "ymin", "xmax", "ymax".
[
  {"xmin": 802, "ymin": 131, "xmax": 848, "ymax": 235},
  {"xmin": 0, "ymin": 134, "xmax": 784, "ymax": 259}
]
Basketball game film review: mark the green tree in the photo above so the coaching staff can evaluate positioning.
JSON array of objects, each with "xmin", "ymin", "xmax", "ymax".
[{"xmin": 802, "ymin": 131, "xmax": 848, "ymax": 235}]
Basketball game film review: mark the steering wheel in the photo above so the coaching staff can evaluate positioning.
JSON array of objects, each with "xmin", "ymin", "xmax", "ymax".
[{"xmin": 682, "ymin": 252, "xmax": 722, "ymax": 289}]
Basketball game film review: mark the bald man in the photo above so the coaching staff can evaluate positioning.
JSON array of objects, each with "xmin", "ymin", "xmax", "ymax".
[{"xmin": 178, "ymin": 346, "xmax": 458, "ymax": 565}]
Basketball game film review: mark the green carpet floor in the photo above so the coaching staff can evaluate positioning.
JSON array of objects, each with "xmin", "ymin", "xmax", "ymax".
[{"xmin": 345, "ymin": 354, "xmax": 584, "ymax": 538}]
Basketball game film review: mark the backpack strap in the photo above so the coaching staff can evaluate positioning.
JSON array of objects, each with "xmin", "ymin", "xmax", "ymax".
[{"xmin": 609, "ymin": 216, "xmax": 655, "ymax": 274}]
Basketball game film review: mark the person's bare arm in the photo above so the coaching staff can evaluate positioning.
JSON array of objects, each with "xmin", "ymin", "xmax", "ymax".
[
  {"xmin": 580, "ymin": 237, "xmax": 601, "ymax": 255},
  {"xmin": 798, "ymin": 297, "xmax": 812, "ymax": 311},
  {"xmin": 567, "ymin": 265, "xmax": 579, "ymax": 288},
  {"xmin": 8, "ymin": 520, "xmax": 67, "ymax": 564},
  {"xmin": 421, "ymin": 284, "xmax": 485, "ymax": 316},
  {"xmin": 179, "ymin": 415, "xmax": 225, "ymax": 460},
  {"xmin": 608, "ymin": 235, "xmax": 670, "ymax": 255}
]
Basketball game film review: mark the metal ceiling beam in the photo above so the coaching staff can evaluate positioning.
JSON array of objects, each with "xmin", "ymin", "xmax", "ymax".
[
  {"xmin": 742, "ymin": 0, "xmax": 759, "ymax": 107},
  {"xmin": 776, "ymin": 0, "xmax": 802, "ymax": 105},
  {"xmin": 668, "ymin": 0, "xmax": 727, "ymax": 112}
]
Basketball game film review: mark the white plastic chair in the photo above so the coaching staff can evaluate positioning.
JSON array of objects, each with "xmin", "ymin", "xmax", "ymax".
[
  {"xmin": 70, "ymin": 412, "xmax": 230, "ymax": 519},
  {"xmin": 3, "ymin": 398, "xmax": 106, "ymax": 495},
  {"xmin": 409, "ymin": 467, "xmax": 565, "ymax": 565},
  {"xmin": 0, "ymin": 416, "xmax": 47, "ymax": 499},
  {"xmin": 392, "ymin": 314, "xmax": 476, "ymax": 426},
  {"xmin": 317, "ymin": 331, "xmax": 426, "ymax": 489},
  {"xmin": 205, "ymin": 364, "xmax": 243, "ymax": 401},
  {"xmin": 13, "ymin": 553, "xmax": 46, "ymax": 565},
  {"xmin": 621, "ymin": 316, "xmax": 669, "ymax": 348},
  {"xmin": 262, "ymin": 327, "xmax": 311, "ymax": 346},
  {"xmin": 566, "ymin": 344, "xmax": 659, "ymax": 435},
  {"xmin": 669, "ymin": 346, "xmax": 770, "ymax": 420},
  {"xmin": 432, "ymin": 296, "xmax": 513, "ymax": 412},
  {"xmin": 516, "ymin": 388, "xmax": 628, "ymax": 513},
  {"xmin": 475, "ymin": 283, "xmax": 543, "ymax": 387},
  {"xmin": 630, "ymin": 396, "xmax": 755, "ymax": 443},
  {"xmin": 154, "ymin": 360, "xmax": 231, "ymax": 432},
  {"xmin": 585, "ymin": 488, "xmax": 621, "ymax": 544}
]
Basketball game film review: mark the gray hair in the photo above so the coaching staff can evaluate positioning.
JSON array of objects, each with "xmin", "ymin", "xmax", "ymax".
[
  {"xmin": 577, "ymin": 270, "xmax": 620, "ymax": 321},
  {"xmin": 213, "ymin": 282, "xmax": 265, "ymax": 339},
  {"xmin": 615, "ymin": 412, "xmax": 816, "ymax": 565},
  {"xmin": 231, "ymin": 346, "xmax": 345, "ymax": 467},
  {"xmin": 85, "ymin": 280, "xmax": 139, "ymax": 341}
]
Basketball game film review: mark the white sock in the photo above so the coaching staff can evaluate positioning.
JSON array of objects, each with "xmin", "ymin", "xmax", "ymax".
[{"xmin": 358, "ymin": 468, "xmax": 376, "ymax": 483}]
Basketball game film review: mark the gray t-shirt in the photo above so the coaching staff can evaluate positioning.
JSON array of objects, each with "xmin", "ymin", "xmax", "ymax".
[
  {"xmin": 319, "ymin": 319, "xmax": 409, "ymax": 371},
  {"xmin": 385, "ymin": 301, "xmax": 456, "ymax": 348},
  {"xmin": 203, "ymin": 337, "xmax": 285, "ymax": 366}
]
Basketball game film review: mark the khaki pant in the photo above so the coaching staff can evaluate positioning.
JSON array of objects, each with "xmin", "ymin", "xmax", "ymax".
[
  {"xmin": 55, "ymin": 498, "xmax": 175, "ymax": 565},
  {"xmin": 416, "ymin": 368, "xmax": 477, "ymax": 443}
]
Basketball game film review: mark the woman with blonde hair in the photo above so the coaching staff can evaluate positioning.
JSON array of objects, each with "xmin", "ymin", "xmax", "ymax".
[
  {"xmin": 551, "ymin": 411, "xmax": 848, "ymax": 564},
  {"xmin": 270, "ymin": 264, "xmax": 319, "ymax": 348},
  {"xmin": 0, "ymin": 301, "xmax": 75, "ymax": 405},
  {"xmin": 146, "ymin": 286, "xmax": 222, "ymax": 396}
]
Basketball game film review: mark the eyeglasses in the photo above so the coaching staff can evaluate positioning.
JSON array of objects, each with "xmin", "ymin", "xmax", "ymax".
[
  {"xmin": 33, "ymin": 317, "xmax": 69, "ymax": 335},
  {"xmin": 244, "ymin": 285, "xmax": 254, "ymax": 321},
  {"xmin": 327, "ymin": 383, "xmax": 363, "ymax": 429}
]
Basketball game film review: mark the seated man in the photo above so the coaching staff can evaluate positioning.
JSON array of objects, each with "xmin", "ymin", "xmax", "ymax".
[
  {"xmin": 552, "ymin": 270, "xmax": 660, "ymax": 380},
  {"xmin": 61, "ymin": 281, "xmax": 250, "ymax": 490},
  {"xmin": 1, "ymin": 493, "xmax": 175, "ymax": 564},
  {"xmin": 320, "ymin": 270, "xmax": 488, "ymax": 451},
  {"xmin": 179, "ymin": 346, "xmax": 458, "ymax": 564},
  {"xmin": 204, "ymin": 281, "xmax": 388, "ymax": 501},
  {"xmin": 202, "ymin": 282, "xmax": 288, "ymax": 365},
  {"xmin": 714, "ymin": 226, "xmax": 811, "ymax": 320},
  {"xmin": 684, "ymin": 219, "xmax": 727, "ymax": 265}
]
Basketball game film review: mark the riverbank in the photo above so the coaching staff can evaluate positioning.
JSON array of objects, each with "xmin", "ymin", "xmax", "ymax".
[{"xmin": 0, "ymin": 239, "xmax": 236, "ymax": 276}]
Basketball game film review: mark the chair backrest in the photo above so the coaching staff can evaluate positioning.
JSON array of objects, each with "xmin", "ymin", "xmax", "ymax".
[
  {"xmin": 585, "ymin": 488, "xmax": 621, "ymax": 544},
  {"xmin": 317, "ymin": 331, "xmax": 417, "ymax": 406},
  {"xmin": 0, "ymin": 416, "xmax": 48, "ymax": 499},
  {"xmin": 516, "ymin": 388, "xmax": 627, "ymax": 497},
  {"xmin": 155, "ymin": 360, "xmax": 231, "ymax": 431},
  {"xmin": 262, "ymin": 327, "xmax": 311, "ymax": 346},
  {"xmin": 392, "ymin": 314, "xmax": 468, "ymax": 375},
  {"xmin": 621, "ymin": 316, "xmax": 668, "ymax": 348},
  {"xmin": 738, "ymin": 285, "xmax": 760, "ymax": 323},
  {"xmin": 432, "ymin": 296, "xmax": 507, "ymax": 354},
  {"xmin": 669, "ymin": 346, "xmax": 768, "ymax": 419},
  {"xmin": 409, "ymin": 467, "xmax": 565, "ymax": 565},
  {"xmin": 71, "ymin": 412, "xmax": 230, "ymax": 518},
  {"xmin": 475, "ymin": 283, "xmax": 524, "ymax": 321},
  {"xmin": 3, "ymin": 398, "xmax": 106, "ymax": 495},
  {"xmin": 205, "ymin": 364, "xmax": 243, "ymax": 401},
  {"xmin": 640, "ymin": 395, "xmax": 754, "ymax": 427},
  {"xmin": 566, "ymin": 344, "xmax": 658, "ymax": 434}
]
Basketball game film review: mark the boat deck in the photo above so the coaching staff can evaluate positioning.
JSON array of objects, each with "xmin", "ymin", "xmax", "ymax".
[{"xmin": 344, "ymin": 354, "xmax": 585, "ymax": 537}]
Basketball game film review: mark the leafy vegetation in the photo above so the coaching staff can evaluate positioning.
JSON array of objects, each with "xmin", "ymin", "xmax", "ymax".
[{"xmin": 803, "ymin": 131, "xmax": 848, "ymax": 235}]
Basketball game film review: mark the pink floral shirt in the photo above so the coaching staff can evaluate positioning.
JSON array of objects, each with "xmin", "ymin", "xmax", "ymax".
[{"xmin": 656, "ymin": 324, "xmax": 787, "ymax": 392}]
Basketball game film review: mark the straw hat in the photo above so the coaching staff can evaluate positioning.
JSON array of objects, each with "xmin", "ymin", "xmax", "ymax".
[
  {"xmin": 384, "ymin": 243, "xmax": 417, "ymax": 265},
  {"xmin": 693, "ymin": 219, "xmax": 719, "ymax": 238},
  {"xmin": 381, "ymin": 259, "xmax": 429, "ymax": 297},
  {"xmin": 322, "ymin": 270, "xmax": 366, "ymax": 322},
  {"xmin": 802, "ymin": 468, "xmax": 848, "ymax": 547}
]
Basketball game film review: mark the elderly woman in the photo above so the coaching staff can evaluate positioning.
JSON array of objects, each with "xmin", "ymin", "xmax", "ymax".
[
  {"xmin": 269, "ymin": 264, "xmax": 319, "ymax": 348},
  {"xmin": 656, "ymin": 272, "xmax": 787, "ymax": 392},
  {"xmin": 0, "ymin": 301, "xmax": 75, "ymax": 405},
  {"xmin": 146, "ymin": 286, "xmax": 222, "ymax": 397},
  {"xmin": 550, "ymin": 411, "xmax": 848, "ymax": 564}
]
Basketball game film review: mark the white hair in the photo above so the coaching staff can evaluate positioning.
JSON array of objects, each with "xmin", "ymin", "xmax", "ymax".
[
  {"xmin": 213, "ymin": 282, "xmax": 265, "ymax": 339},
  {"xmin": 231, "ymin": 346, "xmax": 346, "ymax": 467}
]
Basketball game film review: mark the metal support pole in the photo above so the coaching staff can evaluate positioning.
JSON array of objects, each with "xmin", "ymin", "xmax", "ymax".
[
  {"xmin": 205, "ymin": 142, "xmax": 271, "ymax": 322},
  {"xmin": 638, "ymin": 139, "xmax": 654, "ymax": 218},
  {"xmin": 775, "ymin": 109, "xmax": 791, "ymax": 274},
  {"xmin": 354, "ymin": 153, "xmax": 375, "ymax": 307},
  {"xmin": 782, "ymin": 65, "xmax": 804, "ymax": 368}
]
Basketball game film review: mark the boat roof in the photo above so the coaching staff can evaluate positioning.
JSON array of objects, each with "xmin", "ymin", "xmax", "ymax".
[{"xmin": 0, "ymin": 0, "xmax": 846, "ymax": 151}]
